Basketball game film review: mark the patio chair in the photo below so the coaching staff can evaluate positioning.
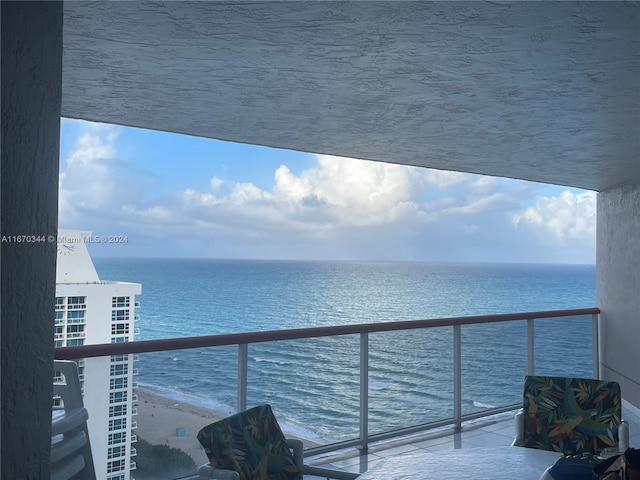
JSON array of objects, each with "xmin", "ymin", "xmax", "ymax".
[
  {"xmin": 197, "ymin": 404, "xmax": 359, "ymax": 480},
  {"xmin": 512, "ymin": 375, "xmax": 629, "ymax": 455},
  {"xmin": 50, "ymin": 360, "xmax": 96, "ymax": 480}
]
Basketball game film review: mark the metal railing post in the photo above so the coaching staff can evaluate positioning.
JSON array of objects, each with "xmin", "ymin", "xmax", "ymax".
[
  {"xmin": 238, "ymin": 343, "xmax": 248, "ymax": 412},
  {"xmin": 453, "ymin": 325, "xmax": 462, "ymax": 431},
  {"xmin": 592, "ymin": 313, "xmax": 600, "ymax": 379},
  {"xmin": 360, "ymin": 332, "xmax": 369, "ymax": 453},
  {"xmin": 527, "ymin": 319, "xmax": 535, "ymax": 375}
]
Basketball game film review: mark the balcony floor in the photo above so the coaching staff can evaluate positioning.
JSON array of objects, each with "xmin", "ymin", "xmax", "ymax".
[
  {"xmin": 304, "ymin": 403, "xmax": 640, "ymax": 479},
  {"xmin": 181, "ymin": 403, "xmax": 639, "ymax": 479}
]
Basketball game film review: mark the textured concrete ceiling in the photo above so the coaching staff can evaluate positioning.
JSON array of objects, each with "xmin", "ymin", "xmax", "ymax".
[{"xmin": 61, "ymin": 1, "xmax": 639, "ymax": 191}]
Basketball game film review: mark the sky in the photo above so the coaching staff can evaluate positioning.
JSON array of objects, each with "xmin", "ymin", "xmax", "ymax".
[{"xmin": 58, "ymin": 118, "xmax": 597, "ymax": 264}]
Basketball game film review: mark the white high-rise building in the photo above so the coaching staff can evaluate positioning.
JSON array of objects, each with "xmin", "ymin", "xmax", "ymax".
[{"xmin": 55, "ymin": 230, "xmax": 142, "ymax": 480}]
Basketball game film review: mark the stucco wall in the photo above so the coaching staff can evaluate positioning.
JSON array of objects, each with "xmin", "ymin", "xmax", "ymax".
[
  {"xmin": 1, "ymin": 2, "xmax": 63, "ymax": 478},
  {"xmin": 597, "ymin": 179, "xmax": 640, "ymax": 409}
]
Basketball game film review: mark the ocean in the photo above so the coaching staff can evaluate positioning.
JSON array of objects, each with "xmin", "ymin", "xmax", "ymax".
[{"xmin": 93, "ymin": 259, "xmax": 596, "ymax": 443}]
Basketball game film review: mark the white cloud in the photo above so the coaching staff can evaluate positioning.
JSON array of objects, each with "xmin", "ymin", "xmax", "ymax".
[
  {"xmin": 58, "ymin": 121, "xmax": 596, "ymax": 262},
  {"xmin": 512, "ymin": 190, "xmax": 596, "ymax": 242},
  {"xmin": 58, "ymin": 126, "xmax": 121, "ymax": 224},
  {"xmin": 209, "ymin": 176, "xmax": 224, "ymax": 191}
]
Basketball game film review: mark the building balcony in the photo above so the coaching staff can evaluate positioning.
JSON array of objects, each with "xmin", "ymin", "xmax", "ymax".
[
  {"xmin": 54, "ymin": 308, "xmax": 640, "ymax": 480},
  {"xmin": 130, "ymin": 447, "xmax": 137, "ymax": 457}
]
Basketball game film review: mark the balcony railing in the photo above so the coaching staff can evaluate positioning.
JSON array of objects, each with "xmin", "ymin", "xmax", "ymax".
[{"xmin": 55, "ymin": 307, "xmax": 599, "ymax": 455}]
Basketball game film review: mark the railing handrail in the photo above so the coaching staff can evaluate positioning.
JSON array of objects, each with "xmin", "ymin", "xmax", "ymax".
[{"xmin": 54, "ymin": 307, "xmax": 599, "ymax": 359}]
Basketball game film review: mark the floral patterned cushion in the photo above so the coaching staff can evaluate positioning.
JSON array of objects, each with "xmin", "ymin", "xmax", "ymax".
[
  {"xmin": 522, "ymin": 375, "xmax": 622, "ymax": 455},
  {"xmin": 197, "ymin": 404, "xmax": 301, "ymax": 480}
]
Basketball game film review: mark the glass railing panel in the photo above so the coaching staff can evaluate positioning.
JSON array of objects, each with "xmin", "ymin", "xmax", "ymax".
[
  {"xmin": 246, "ymin": 335, "xmax": 361, "ymax": 445},
  {"xmin": 133, "ymin": 346, "xmax": 238, "ymax": 479},
  {"xmin": 368, "ymin": 327, "xmax": 454, "ymax": 435},
  {"xmin": 56, "ymin": 307, "xmax": 599, "ymax": 479},
  {"xmin": 461, "ymin": 320, "xmax": 527, "ymax": 416},
  {"xmin": 534, "ymin": 315, "xmax": 593, "ymax": 377}
]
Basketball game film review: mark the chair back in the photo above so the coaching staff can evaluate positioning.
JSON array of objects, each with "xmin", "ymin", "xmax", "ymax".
[
  {"xmin": 197, "ymin": 404, "xmax": 301, "ymax": 480},
  {"xmin": 51, "ymin": 360, "xmax": 96, "ymax": 480},
  {"xmin": 522, "ymin": 375, "xmax": 622, "ymax": 455}
]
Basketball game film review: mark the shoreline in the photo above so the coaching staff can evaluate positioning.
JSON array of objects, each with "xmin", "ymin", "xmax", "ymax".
[
  {"xmin": 134, "ymin": 387, "xmax": 321, "ymax": 466},
  {"xmin": 135, "ymin": 387, "xmax": 225, "ymax": 466}
]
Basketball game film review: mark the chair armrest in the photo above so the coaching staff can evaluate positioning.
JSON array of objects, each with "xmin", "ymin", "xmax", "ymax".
[
  {"xmin": 197, "ymin": 463, "xmax": 240, "ymax": 480},
  {"xmin": 285, "ymin": 438, "xmax": 358, "ymax": 479},
  {"xmin": 619, "ymin": 419, "xmax": 629, "ymax": 452},
  {"xmin": 285, "ymin": 438, "xmax": 304, "ymax": 468},
  {"xmin": 512, "ymin": 408, "xmax": 525, "ymax": 447}
]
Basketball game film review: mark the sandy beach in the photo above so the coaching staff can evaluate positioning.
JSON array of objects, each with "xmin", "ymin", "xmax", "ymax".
[
  {"xmin": 135, "ymin": 388, "xmax": 227, "ymax": 466},
  {"xmin": 135, "ymin": 388, "xmax": 321, "ymax": 466}
]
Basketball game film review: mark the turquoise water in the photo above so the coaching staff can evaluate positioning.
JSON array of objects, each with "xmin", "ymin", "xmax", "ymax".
[{"xmin": 94, "ymin": 259, "xmax": 596, "ymax": 442}]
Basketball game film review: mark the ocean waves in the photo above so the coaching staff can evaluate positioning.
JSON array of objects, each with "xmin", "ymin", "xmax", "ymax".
[{"xmin": 95, "ymin": 259, "xmax": 596, "ymax": 442}]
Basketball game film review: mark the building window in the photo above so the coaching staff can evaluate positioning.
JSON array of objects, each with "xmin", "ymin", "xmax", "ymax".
[
  {"xmin": 111, "ymin": 323, "xmax": 129, "ymax": 335},
  {"xmin": 67, "ymin": 324, "xmax": 85, "ymax": 334},
  {"xmin": 110, "ymin": 364, "xmax": 128, "ymax": 376},
  {"xmin": 109, "ymin": 391, "xmax": 127, "ymax": 404},
  {"xmin": 108, "ymin": 475, "xmax": 125, "ymax": 480},
  {"xmin": 108, "ymin": 418, "xmax": 126, "ymax": 431},
  {"xmin": 110, "ymin": 377, "xmax": 128, "ymax": 390},
  {"xmin": 66, "ymin": 310, "xmax": 86, "ymax": 323},
  {"xmin": 66, "ymin": 338, "xmax": 84, "ymax": 346},
  {"xmin": 111, "ymin": 309, "xmax": 129, "ymax": 322},
  {"xmin": 67, "ymin": 296, "xmax": 86, "ymax": 309},
  {"xmin": 107, "ymin": 445, "xmax": 125, "ymax": 459},
  {"xmin": 109, "ymin": 405, "xmax": 127, "ymax": 417},
  {"xmin": 55, "ymin": 297, "xmax": 65, "ymax": 310},
  {"xmin": 108, "ymin": 432, "xmax": 126, "ymax": 445},
  {"xmin": 107, "ymin": 459, "xmax": 125, "ymax": 473},
  {"xmin": 111, "ymin": 354, "xmax": 129, "ymax": 362},
  {"xmin": 112, "ymin": 296, "xmax": 130, "ymax": 308},
  {"xmin": 54, "ymin": 311, "xmax": 64, "ymax": 324},
  {"xmin": 54, "ymin": 340, "xmax": 63, "ymax": 348},
  {"xmin": 111, "ymin": 336, "xmax": 129, "ymax": 344}
]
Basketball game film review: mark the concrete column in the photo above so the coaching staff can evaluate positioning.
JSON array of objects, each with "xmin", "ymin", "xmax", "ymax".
[
  {"xmin": 596, "ymin": 179, "xmax": 640, "ymax": 410},
  {"xmin": 1, "ymin": 2, "xmax": 63, "ymax": 478}
]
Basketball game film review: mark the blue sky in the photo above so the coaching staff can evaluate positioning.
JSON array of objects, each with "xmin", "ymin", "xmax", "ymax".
[{"xmin": 58, "ymin": 118, "xmax": 596, "ymax": 263}]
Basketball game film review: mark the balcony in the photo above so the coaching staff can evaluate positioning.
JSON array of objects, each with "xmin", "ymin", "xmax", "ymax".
[{"xmin": 54, "ymin": 308, "xmax": 640, "ymax": 479}]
